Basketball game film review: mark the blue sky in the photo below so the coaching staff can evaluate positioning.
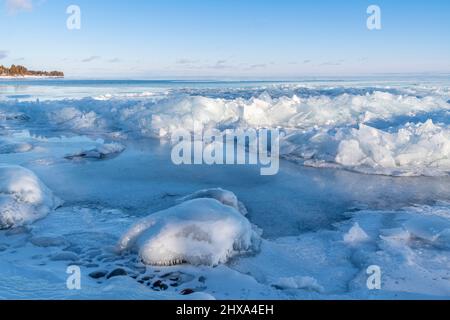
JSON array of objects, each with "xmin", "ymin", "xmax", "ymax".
[{"xmin": 1, "ymin": 0, "xmax": 449, "ymax": 79}]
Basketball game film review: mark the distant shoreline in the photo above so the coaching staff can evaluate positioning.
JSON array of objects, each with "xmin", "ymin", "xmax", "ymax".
[
  {"xmin": 0, "ymin": 65, "xmax": 64, "ymax": 78},
  {"xmin": 0, "ymin": 75, "xmax": 64, "ymax": 79}
]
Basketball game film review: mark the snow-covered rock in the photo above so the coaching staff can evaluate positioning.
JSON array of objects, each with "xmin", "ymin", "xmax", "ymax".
[
  {"xmin": 0, "ymin": 165, "xmax": 61, "ymax": 229},
  {"xmin": 178, "ymin": 188, "xmax": 248, "ymax": 215},
  {"xmin": 117, "ymin": 198, "xmax": 259, "ymax": 266},
  {"xmin": 65, "ymin": 143, "xmax": 125, "ymax": 160}
]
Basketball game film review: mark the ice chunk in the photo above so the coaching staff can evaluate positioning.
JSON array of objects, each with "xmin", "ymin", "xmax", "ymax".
[
  {"xmin": 149, "ymin": 91, "xmax": 449, "ymax": 138},
  {"xmin": 0, "ymin": 142, "xmax": 33, "ymax": 154},
  {"xmin": 0, "ymin": 112, "xmax": 30, "ymax": 121},
  {"xmin": 0, "ymin": 165, "xmax": 61, "ymax": 229},
  {"xmin": 178, "ymin": 188, "xmax": 248, "ymax": 215},
  {"xmin": 272, "ymin": 276, "xmax": 324, "ymax": 293},
  {"xmin": 65, "ymin": 143, "xmax": 125, "ymax": 160},
  {"xmin": 290, "ymin": 120, "xmax": 450, "ymax": 176},
  {"xmin": 343, "ymin": 223, "xmax": 370, "ymax": 244},
  {"xmin": 117, "ymin": 198, "xmax": 259, "ymax": 266},
  {"xmin": 335, "ymin": 121, "xmax": 450, "ymax": 175},
  {"xmin": 48, "ymin": 107, "xmax": 103, "ymax": 131}
]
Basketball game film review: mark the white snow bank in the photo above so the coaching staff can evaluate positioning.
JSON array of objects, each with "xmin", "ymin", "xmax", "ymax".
[
  {"xmin": 117, "ymin": 198, "xmax": 259, "ymax": 266},
  {"xmin": 283, "ymin": 120, "xmax": 450, "ymax": 176},
  {"xmin": 0, "ymin": 165, "xmax": 61, "ymax": 229},
  {"xmin": 178, "ymin": 188, "xmax": 248, "ymax": 215},
  {"xmin": 344, "ymin": 203, "xmax": 450, "ymax": 296},
  {"xmin": 65, "ymin": 143, "xmax": 125, "ymax": 160}
]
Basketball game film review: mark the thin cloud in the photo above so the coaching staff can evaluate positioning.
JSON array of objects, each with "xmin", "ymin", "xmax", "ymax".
[
  {"xmin": 6, "ymin": 0, "xmax": 33, "ymax": 14},
  {"xmin": 82, "ymin": 56, "xmax": 101, "ymax": 63},
  {"xmin": 247, "ymin": 64, "xmax": 267, "ymax": 69},
  {"xmin": 210, "ymin": 59, "xmax": 231, "ymax": 69},
  {"xmin": 176, "ymin": 58, "xmax": 199, "ymax": 65},
  {"xmin": 320, "ymin": 59, "xmax": 344, "ymax": 66},
  {"xmin": 108, "ymin": 58, "xmax": 121, "ymax": 63},
  {"xmin": 0, "ymin": 50, "xmax": 8, "ymax": 60}
]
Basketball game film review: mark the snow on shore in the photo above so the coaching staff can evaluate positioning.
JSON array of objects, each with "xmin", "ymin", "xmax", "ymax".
[{"xmin": 233, "ymin": 201, "xmax": 450, "ymax": 298}]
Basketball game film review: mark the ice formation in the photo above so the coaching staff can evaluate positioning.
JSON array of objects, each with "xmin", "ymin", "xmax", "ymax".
[
  {"xmin": 2, "ymin": 84, "xmax": 450, "ymax": 177},
  {"xmin": 282, "ymin": 120, "xmax": 450, "ymax": 176},
  {"xmin": 234, "ymin": 202, "xmax": 450, "ymax": 297},
  {"xmin": 48, "ymin": 107, "xmax": 104, "ymax": 132},
  {"xmin": 335, "ymin": 120, "xmax": 450, "ymax": 175},
  {"xmin": 1, "ymin": 88, "xmax": 448, "ymax": 138},
  {"xmin": 343, "ymin": 203, "xmax": 450, "ymax": 295},
  {"xmin": 117, "ymin": 198, "xmax": 259, "ymax": 266},
  {"xmin": 150, "ymin": 91, "xmax": 450, "ymax": 137},
  {"xmin": 0, "ymin": 165, "xmax": 61, "ymax": 229}
]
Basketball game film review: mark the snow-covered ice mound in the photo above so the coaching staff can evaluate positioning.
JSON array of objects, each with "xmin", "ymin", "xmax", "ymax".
[
  {"xmin": 65, "ymin": 143, "xmax": 125, "ymax": 160},
  {"xmin": 178, "ymin": 188, "xmax": 248, "ymax": 215},
  {"xmin": 118, "ymin": 198, "xmax": 260, "ymax": 266},
  {"xmin": 0, "ymin": 165, "xmax": 61, "ymax": 229}
]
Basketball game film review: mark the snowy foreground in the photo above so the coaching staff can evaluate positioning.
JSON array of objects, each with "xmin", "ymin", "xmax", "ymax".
[{"xmin": 0, "ymin": 79, "xmax": 450, "ymax": 299}]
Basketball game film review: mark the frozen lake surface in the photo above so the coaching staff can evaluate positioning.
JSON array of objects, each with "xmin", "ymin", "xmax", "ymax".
[{"xmin": 1, "ymin": 78, "xmax": 450, "ymax": 299}]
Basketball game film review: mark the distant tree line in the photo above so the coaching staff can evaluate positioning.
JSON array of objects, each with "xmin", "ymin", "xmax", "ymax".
[{"xmin": 0, "ymin": 65, "xmax": 64, "ymax": 77}]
